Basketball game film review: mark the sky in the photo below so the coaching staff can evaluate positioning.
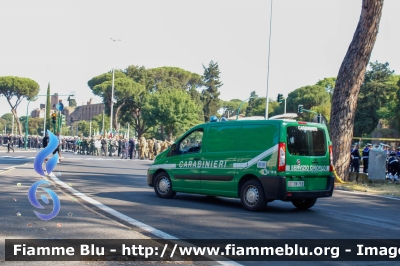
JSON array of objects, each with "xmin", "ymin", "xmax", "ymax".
[{"xmin": 0, "ymin": 0, "xmax": 399, "ymax": 118}]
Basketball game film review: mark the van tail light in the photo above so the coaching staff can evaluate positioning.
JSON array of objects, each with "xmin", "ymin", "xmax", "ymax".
[
  {"xmin": 278, "ymin": 142, "xmax": 286, "ymax": 172},
  {"xmin": 329, "ymin": 145, "xmax": 333, "ymax": 172}
]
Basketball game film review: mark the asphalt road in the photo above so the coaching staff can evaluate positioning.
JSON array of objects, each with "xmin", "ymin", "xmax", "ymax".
[{"xmin": 2, "ymin": 148, "xmax": 400, "ymax": 265}]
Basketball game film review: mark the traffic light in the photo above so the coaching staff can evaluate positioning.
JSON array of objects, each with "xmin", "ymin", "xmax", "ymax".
[
  {"xmin": 298, "ymin": 105, "xmax": 303, "ymax": 113},
  {"xmin": 51, "ymin": 113, "xmax": 57, "ymax": 124},
  {"xmin": 277, "ymin": 93, "xmax": 283, "ymax": 103}
]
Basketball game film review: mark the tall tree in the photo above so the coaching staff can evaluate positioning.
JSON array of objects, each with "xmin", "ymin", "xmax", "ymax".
[
  {"xmin": 88, "ymin": 70, "xmax": 145, "ymax": 130},
  {"xmin": 142, "ymin": 89, "xmax": 201, "ymax": 140},
  {"xmin": 1, "ymin": 113, "xmax": 13, "ymax": 133},
  {"xmin": 122, "ymin": 65, "xmax": 153, "ymax": 138},
  {"xmin": 354, "ymin": 61, "xmax": 395, "ymax": 136},
  {"xmin": 287, "ymin": 84, "xmax": 331, "ymax": 121},
  {"xmin": 330, "ymin": 0, "xmax": 383, "ymax": 181},
  {"xmin": 0, "ymin": 76, "xmax": 40, "ymax": 135},
  {"xmin": 316, "ymin": 77, "xmax": 337, "ymax": 101},
  {"xmin": 245, "ymin": 91, "xmax": 258, "ymax": 117},
  {"xmin": 149, "ymin": 67, "xmax": 203, "ymax": 92},
  {"xmin": 201, "ymin": 61, "xmax": 222, "ymax": 122}
]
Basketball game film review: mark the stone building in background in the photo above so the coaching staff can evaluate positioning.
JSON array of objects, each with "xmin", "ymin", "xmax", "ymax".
[{"xmin": 62, "ymin": 98, "xmax": 104, "ymax": 126}]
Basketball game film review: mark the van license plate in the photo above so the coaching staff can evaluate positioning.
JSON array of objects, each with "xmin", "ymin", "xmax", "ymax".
[{"xmin": 288, "ymin": 181, "xmax": 304, "ymax": 187}]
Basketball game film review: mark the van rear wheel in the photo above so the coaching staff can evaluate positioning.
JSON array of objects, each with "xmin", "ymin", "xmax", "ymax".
[
  {"xmin": 292, "ymin": 198, "xmax": 317, "ymax": 209},
  {"xmin": 240, "ymin": 180, "xmax": 267, "ymax": 211},
  {"xmin": 154, "ymin": 172, "xmax": 176, "ymax": 199}
]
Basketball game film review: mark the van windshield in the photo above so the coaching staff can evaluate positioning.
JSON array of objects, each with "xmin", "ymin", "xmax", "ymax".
[{"xmin": 286, "ymin": 126, "xmax": 326, "ymax": 156}]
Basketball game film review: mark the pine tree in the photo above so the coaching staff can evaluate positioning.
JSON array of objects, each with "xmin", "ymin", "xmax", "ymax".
[
  {"xmin": 201, "ymin": 61, "xmax": 223, "ymax": 122},
  {"xmin": 330, "ymin": 0, "xmax": 383, "ymax": 181}
]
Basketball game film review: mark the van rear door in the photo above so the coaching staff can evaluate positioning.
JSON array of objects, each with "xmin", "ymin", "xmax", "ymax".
[
  {"xmin": 308, "ymin": 127, "xmax": 330, "ymax": 190},
  {"xmin": 286, "ymin": 125, "xmax": 311, "ymax": 190},
  {"xmin": 285, "ymin": 124, "xmax": 329, "ymax": 191}
]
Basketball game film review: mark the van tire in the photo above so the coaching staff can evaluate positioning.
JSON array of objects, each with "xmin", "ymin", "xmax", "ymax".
[
  {"xmin": 154, "ymin": 172, "xmax": 176, "ymax": 199},
  {"xmin": 240, "ymin": 180, "xmax": 267, "ymax": 211},
  {"xmin": 292, "ymin": 198, "xmax": 317, "ymax": 209}
]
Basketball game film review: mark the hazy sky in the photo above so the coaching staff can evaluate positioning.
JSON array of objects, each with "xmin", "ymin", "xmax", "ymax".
[{"xmin": 0, "ymin": 0, "xmax": 399, "ymax": 117}]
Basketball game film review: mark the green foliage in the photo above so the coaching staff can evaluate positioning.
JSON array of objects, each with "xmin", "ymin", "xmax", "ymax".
[
  {"xmin": 354, "ymin": 62, "xmax": 396, "ymax": 136},
  {"xmin": 220, "ymin": 99, "xmax": 243, "ymax": 118},
  {"xmin": 0, "ymin": 76, "xmax": 40, "ymax": 135},
  {"xmin": 26, "ymin": 117, "xmax": 44, "ymax": 135},
  {"xmin": 245, "ymin": 91, "xmax": 258, "ymax": 117},
  {"xmin": 287, "ymin": 84, "xmax": 330, "ymax": 121},
  {"xmin": 201, "ymin": 61, "xmax": 222, "ymax": 122},
  {"xmin": 92, "ymin": 113, "xmax": 110, "ymax": 135},
  {"xmin": 61, "ymin": 126, "xmax": 71, "ymax": 136},
  {"xmin": 77, "ymin": 120, "xmax": 91, "ymax": 137},
  {"xmin": 0, "ymin": 76, "xmax": 40, "ymax": 102},
  {"xmin": 316, "ymin": 77, "xmax": 336, "ymax": 100},
  {"xmin": 149, "ymin": 66, "xmax": 203, "ymax": 91},
  {"xmin": 88, "ymin": 70, "xmax": 145, "ymax": 129},
  {"xmin": 188, "ymin": 87, "xmax": 204, "ymax": 121},
  {"xmin": 142, "ymin": 89, "xmax": 202, "ymax": 140}
]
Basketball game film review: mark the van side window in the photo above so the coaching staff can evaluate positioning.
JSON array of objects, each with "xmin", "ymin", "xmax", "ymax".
[
  {"xmin": 178, "ymin": 129, "xmax": 203, "ymax": 154},
  {"xmin": 287, "ymin": 126, "xmax": 326, "ymax": 156},
  {"xmin": 287, "ymin": 127, "xmax": 309, "ymax": 156}
]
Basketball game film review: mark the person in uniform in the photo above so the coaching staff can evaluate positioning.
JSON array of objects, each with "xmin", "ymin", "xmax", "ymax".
[
  {"xmin": 154, "ymin": 140, "xmax": 161, "ymax": 156},
  {"xmin": 100, "ymin": 137, "xmax": 107, "ymax": 156},
  {"xmin": 396, "ymin": 147, "xmax": 400, "ymax": 158},
  {"xmin": 129, "ymin": 137, "xmax": 135, "ymax": 159},
  {"xmin": 362, "ymin": 143, "xmax": 372, "ymax": 174},
  {"xmin": 351, "ymin": 144, "xmax": 360, "ymax": 173},
  {"xmin": 387, "ymin": 151, "xmax": 399, "ymax": 182},
  {"xmin": 6, "ymin": 133, "xmax": 14, "ymax": 153},
  {"xmin": 139, "ymin": 136, "xmax": 147, "ymax": 159},
  {"xmin": 148, "ymin": 138, "xmax": 155, "ymax": 160}
]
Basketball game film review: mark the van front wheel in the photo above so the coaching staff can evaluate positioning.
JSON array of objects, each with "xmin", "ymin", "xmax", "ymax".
[
  {"xmin": 292, "ymin": 198, "xmax": 317, "ymax": 209},
  {"xmin": 154, "ymin": 172, "xmax": 176, "ymax": 199},
  {"xmin": 240, "ymin": 180, "xmax": 267, "ymax": 211}
]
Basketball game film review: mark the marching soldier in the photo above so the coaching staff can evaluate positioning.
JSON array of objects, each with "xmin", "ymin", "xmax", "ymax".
[
  {"xmin": 154, "ymin": 140, "xmax": 161, "ymax": 156},
  {"xmin": 139, "ymin": 136, "xmax": 147, "ymax": 159},
  {"xmin": 148, "ymin": 138, "xmax": 155, "ymax": 160}
]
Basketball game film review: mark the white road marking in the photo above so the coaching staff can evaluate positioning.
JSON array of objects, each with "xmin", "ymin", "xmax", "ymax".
[{"xmin": 47, "ymin": 172, "xmax": 243, "ymax": 266}]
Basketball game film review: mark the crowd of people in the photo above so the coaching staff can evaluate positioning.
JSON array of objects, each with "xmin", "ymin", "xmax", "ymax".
[
  {"xmin": 350, "ymin": 143, "xmax": 400, "ymax": 182},
  {"xmin": 1, "ymin": 133, "xmax": 174, "ymax": 160}
]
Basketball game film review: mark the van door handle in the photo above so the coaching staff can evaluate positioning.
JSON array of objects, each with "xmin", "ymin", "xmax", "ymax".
[
  {"xmin": 311, "ymin": 160, "xmax": 318, "ymax": 164},
  {"xmin": 193, "ymin": 157, "xmax": 200, "ymax": 160}
]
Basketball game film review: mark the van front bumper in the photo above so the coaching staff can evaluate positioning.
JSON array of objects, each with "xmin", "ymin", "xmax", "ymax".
[{"xmin": 259, "ymin": 175, "xmax": 334, "ymax": 200}]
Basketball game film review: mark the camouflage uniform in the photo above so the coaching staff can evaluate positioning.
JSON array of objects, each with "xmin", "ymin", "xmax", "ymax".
[{"xmin": 139, "ymin": 137, "xmax": 147, "ymax": 159}]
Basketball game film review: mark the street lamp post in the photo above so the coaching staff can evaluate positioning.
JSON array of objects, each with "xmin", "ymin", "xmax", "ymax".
[
  {"xmin": 264, "ymin": 0, "xmax": 273, "ymax": 119},
  {"xmin": 25, "ymin": 96, "xmax": 38, "ymax": 149},
  {"xmin": 110, "ymin": 67, "xmax": 115, "ymax": 132},
  {"xmin": 109, "ymin": 38, "xmax": 121, "ymax": 132}
]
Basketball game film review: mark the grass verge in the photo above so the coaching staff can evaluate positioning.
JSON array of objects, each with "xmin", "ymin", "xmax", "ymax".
[{"xmin": 335, "ymin": 181, "xmax": 400, "ymax": 197}]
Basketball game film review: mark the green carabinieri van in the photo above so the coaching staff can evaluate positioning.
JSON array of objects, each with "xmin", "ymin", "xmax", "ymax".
[{"xmin": 147, "ymin": 119, "xmax": 334, "ymax": 211}]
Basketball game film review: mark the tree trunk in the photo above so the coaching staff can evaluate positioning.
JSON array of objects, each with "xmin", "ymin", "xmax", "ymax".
[
  {"xmin": 11, "ymin": 108, "xmax": 22, "ymax": 136},
  {"xmin": 114, "ymin": 100, "xmax": 126, "ymax": 131},
  {"xmin": 330, "ymin": 0, "xmax": 383, "ymax": 181},
  {"xmin": 131, "ymin": 108, "xmax": 147, "ymax": 138}
]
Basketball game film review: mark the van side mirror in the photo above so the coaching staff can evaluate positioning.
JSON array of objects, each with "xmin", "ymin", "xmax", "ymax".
[{"xmin": 171, "ymin": 144, "xmax": 176, "ymax": 151}]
